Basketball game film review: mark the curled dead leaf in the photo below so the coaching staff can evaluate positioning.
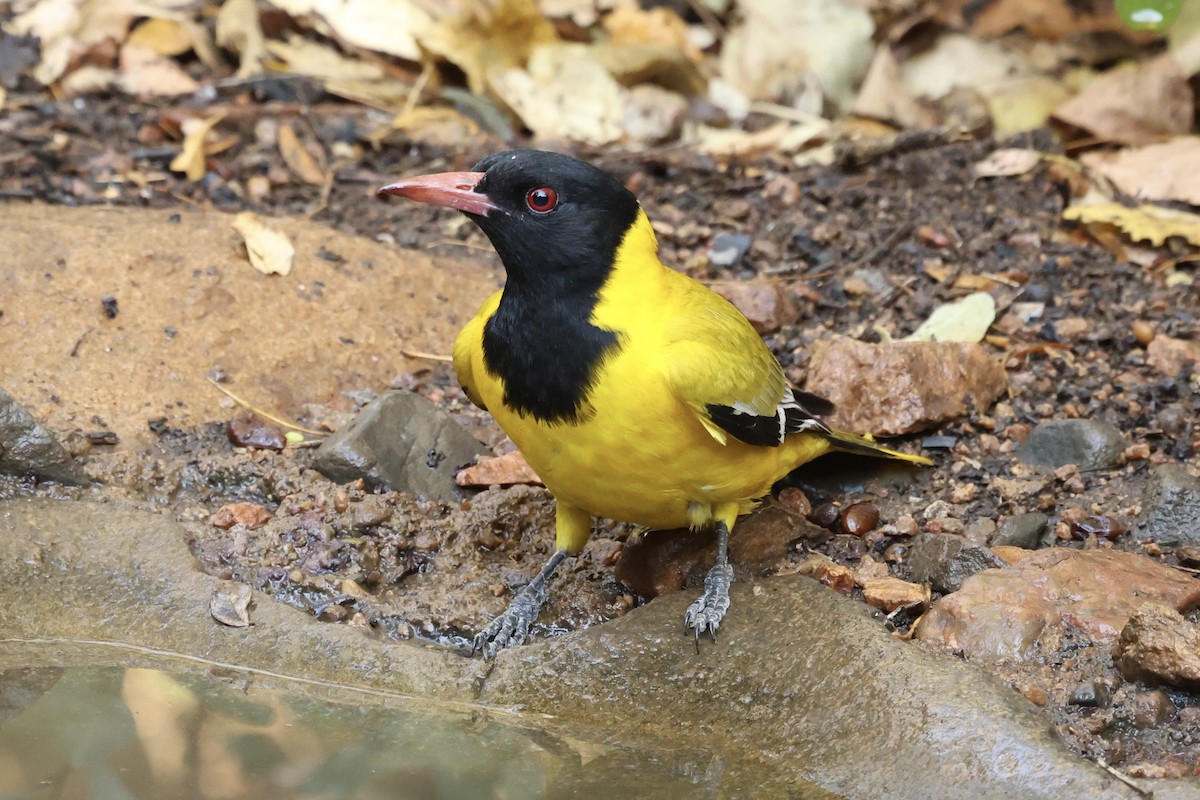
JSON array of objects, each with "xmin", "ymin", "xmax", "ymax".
[
  {"xmin": 278, "ymin": 121, "xmax": 327, "ymax": 186},
  {"xmin": 169, "ymin": 112, "xmax": 226, "ymax": 181},
  {"xmin": 233, "ymin": 212, "xmax": 295, "ymax": 276},
  {"xmin": 1064, "ymin": 202, "xmax": 1200, "ymax": 247}
]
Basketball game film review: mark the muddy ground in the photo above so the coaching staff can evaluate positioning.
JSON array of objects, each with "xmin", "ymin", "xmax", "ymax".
[{"xmin": 2, "ymin": 93, "xmax": 1199, "ymax": 777}]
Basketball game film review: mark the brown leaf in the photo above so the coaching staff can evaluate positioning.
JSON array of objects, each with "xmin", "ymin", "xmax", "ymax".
[
  {"xmin": 1081, "ymin": 137, "xmax": 1200, "ymax": 206},
  {"xmin": 456, "ymin": 451, "xmax": 542, "ymax": 487},
  {"xmin": 1054, "ymin": 53, "xmax": 1194, "ymax": 144},
  {"xmin": 169, "ymin": 113, "xmax": 226, "ymax": 181},
  {"xmin": 210, "ymin": 580, "xmax": 253, "ymax": 627},
  {"xmin": 278, "ymin": 121, "xmax": 327, "ymax": 186}
]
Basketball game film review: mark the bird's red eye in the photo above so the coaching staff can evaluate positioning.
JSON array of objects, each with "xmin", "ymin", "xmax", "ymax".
[{"xmin": 525, "ymin": 186, "xmax": 558, "ymax": 213}]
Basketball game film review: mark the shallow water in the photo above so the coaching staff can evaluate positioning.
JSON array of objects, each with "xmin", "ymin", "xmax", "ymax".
[{"xmin": 0, "ymin": 664, "xmax": 824, "ymax": 800}]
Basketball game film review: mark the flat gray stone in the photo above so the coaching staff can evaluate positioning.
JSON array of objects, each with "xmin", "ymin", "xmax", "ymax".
[
  {"xmin": 0, "ymin": 386, "xmax": 88, "ymax": 485},
  {"xmin": 990, "ymin": 512, "xmax": 1049, "ymax": 549},
  {"xmin": 1138, "ymin": 464, "xmax": 1200, "ymax": 547},
  {"xmin": 908, "ymin": 532, "xmax": 1008, "ymax": 593},
  {"xmin": 1018, "ymin": 419, "xmax": 1126, "ymax": 470},
  {"xmin": 3, "ymin": 497, "xmax": 1195, "ymax": 799},
  {"xmin": 314, "ymin": 390, "xmax": 486, "ymax": 502}
]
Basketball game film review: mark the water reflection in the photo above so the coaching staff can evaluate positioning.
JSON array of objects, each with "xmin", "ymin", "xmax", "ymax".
[{"xmin": 0, "ymin": 667, "xmax": 718, "ymax": 800}]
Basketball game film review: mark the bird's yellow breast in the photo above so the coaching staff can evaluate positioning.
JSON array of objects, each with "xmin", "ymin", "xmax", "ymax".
[{"xmin": 453, "ymin": 211, "xmax": 829, "ymax": 531}]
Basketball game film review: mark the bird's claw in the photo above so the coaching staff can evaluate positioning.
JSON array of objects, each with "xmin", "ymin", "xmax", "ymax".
[
  {"xmin": 472, "ymin": 577, "xmax": 550, "ymax": 659},
  {"xmin": 683, "ymin": 562, "xmax": 733, "ymax": 651}
]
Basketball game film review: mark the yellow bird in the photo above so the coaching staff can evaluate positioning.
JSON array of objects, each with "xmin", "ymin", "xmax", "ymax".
[{"xmin": 379, "ymin": 150, "xmax": 931, "ymax": 656}]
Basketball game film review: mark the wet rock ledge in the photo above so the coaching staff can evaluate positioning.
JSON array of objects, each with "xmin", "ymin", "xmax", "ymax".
[{"xmin": 2, "ymin": 497, "xmax": 1197, "ymax": 800}]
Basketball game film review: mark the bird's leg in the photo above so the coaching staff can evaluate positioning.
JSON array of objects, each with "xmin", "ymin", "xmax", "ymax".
[
  {"xmin": 683, "ymin": 519, "xmax": 734, "ymax": 650},
  {"xmin": 473, "ymin": 548, "xmax": 569, "ymax": 658}
]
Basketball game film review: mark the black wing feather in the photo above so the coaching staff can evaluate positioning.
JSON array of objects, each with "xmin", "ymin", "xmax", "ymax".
[{"xmin": 706, "ymin": 389, "xmax": 834, "ymax": 447}]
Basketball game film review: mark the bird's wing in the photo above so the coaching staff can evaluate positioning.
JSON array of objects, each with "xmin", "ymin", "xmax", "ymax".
[
  {"xmin": 663, "ymin": 290, "xmax": 832, "ymax": 448},
  {"xmin": 453, "ymin": 290, "xmax": 503, "ymax": 411}
]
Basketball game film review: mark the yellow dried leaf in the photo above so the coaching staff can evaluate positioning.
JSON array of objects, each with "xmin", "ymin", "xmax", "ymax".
[
  {"xmin": 233, "ymin": 212, "xmax": 295, "ymax": 276},
  {"xmin": 278, "ymin": 122, "xmax": 327, "ymax": 186},
  {"xmin": 217, "ymin": 0, "xmax": 268, "ymax": 78},
  {"xmin": 1063, "ymin": 202, "xmax": 1200, "ymax": 247},
  {"xmin": 169, "ymin": 113, "xmax": 225, "ymax": 182},
  {"xmin": 127, "ymin": 17, "xmax": 192, "ymax": 57},
  {"xmin": 419, "ymin": 0, "xmax": 557, "ymax": 96},
  {"xmin": 906, "ymin": 291, "xmax": 997, "ymax": 343}
]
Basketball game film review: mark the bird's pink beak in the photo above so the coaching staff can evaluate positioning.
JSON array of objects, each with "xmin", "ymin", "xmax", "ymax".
[{"xmin": 376, "ymin": 171, "xmax": 499, "ymax": 217}]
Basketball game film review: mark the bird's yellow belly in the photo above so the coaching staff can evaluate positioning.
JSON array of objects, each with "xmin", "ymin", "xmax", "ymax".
[{"xmin": 476, "ymin": 350, "xmax": 812, "ymax": 530}]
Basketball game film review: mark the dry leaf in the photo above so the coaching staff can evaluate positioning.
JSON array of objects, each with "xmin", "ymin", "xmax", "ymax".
[
  {"xmin": 383, "ymin": 106, "xmax": 485, "ymax": 148},
  {"xmin": 852, "ymin": 45, "xmax": 936, "ymax": 129},
  {"xmin": 602, "ymin": 4, "xmax": 699, "ymax": 62},
  {"xmin": 266, "ymin": 0, "xmax": 433, "ymax": 62},
  {"xmin": 278, "ymin": 121, "xmax": 327, "ymax": 186},
  {"xmin": 974, "ymin": 148, "xmax": 1042, "ymax": 178},
  {"xmin": 419, "ymin": 0, "xmax": 558, "ymax": 96},
  {"xmin": 456, "ymin": 451, "xmax": 542, "ymax": 487},
  {"xmin": 906, "ymin": 291, "xmax": 998, "ymax": 343},
  {"xmin": 217, "ymin": 0, "xmax": 268, "ymax": 77},
  {"xmin": 233, "ymin": 212, "xmax": 295, "ymax": 275},
  {"xmin": 1080, "ymin": 137, "xmax": 1200, "ymax": 205},
  {"xmin": 210, "ymin": 580, "xmax": 252, "ymax": 627},
  {"xmin": 937, "ymin": 0, "xmax": 1141, "ymax": 39},
  {"xmin": 1064, "ymin": 202, "xmax": 1200, "ymax": 247},
  {"xmin": 1054, "ymin": 52, "xmax": 1193, "ymax": 143},
  {"xmin": 719, "ymin": 0, "xmax": 873, "ymax": 109},
  {"xmin": 169, "ymin": 113, "xmax": 225, "ymax": 181},
  {"xmin": 117, "ymin": 42, "xmax": 199, "ymax": 97},
  {"xmin": 265, "ymin": 34, "xmax": 385, "ymax": 81},
  {"xmin": 902, "ymin": 34, "xmax": 1032, "ymax": 101},
  {"xmin": 491, "ymin": 43, "xmax": 626, "ymax": 145},
  {"xmin": 126, "ymin": 17, "xmax": 192, "ymax": 57}
]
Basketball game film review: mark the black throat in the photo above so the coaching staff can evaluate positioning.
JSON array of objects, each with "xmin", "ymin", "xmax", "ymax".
[{"xmin": 482, "ymin": 277, "xmax": 620, "ymax": 425}]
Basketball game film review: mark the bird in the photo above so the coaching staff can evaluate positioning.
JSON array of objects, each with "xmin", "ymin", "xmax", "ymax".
[{"xmin": 378, "ymin": 150, "xmax": 932, "ymax": 657}]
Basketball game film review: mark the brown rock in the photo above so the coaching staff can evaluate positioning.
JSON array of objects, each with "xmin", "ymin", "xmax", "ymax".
[
  {"xmin": 455, "ymin": 451, "xmax": 543, "ymax": 487},
  {"xmin": 616, "ymin": 505, "xmax": 812, "ymax": 598},
  {"xmin": 712, "ymin": 281, "xmax": 795, "ymax": 335},
  {"xmin": 210, "ymin": 502, "xmax": 272, "ymax": 530},
  {"xmin": 989, "ymin": 545, "xmax": 1033, "ymax": 565},
  {"xmin": 916, "ymin": 549, "xmax": 1200, "ymax": 662},
  {"xmin": 805, "ymin": 336, "xmax": 1008, "ymax": 435},
  {"xmin": 862, "ymin": 577, "xmax": 929, "ymax": 613},
  {"xmin": 1131, "ymin": 689, "xmax": 1176, "ymax": 729},
  {"xmin": 1113, "ymin": 603, "xmax": 1200, "ymax": 691},
  {"xmin": 793, "ymin": 555, "xmax": 856, "ymax": 596},
  {"xmin": 1146, "ymin": 334, "xmax": 1200, "ymax": 378}
]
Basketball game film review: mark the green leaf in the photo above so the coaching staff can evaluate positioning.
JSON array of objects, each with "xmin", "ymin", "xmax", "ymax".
[{"xmin": 1116, "ymin": 0, "xmax": 1183, "ymax": 30}]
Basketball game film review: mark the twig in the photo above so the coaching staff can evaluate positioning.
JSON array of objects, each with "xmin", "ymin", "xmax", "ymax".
[
  {"xmin": 401, "ymin": 62, "xmax": 434, "ymax": 120},
  {"xmin": 68, "ymin": 327, "xmax": 93, "ymax": 357},
  {"xmin": 400, "ymin": 349, "xmax": 452, "ymax": 363},
  {"xmin": 1095, "ymin": 758, "xmax": 1152, "ymax": 798},
  {"xmin": 206, "ymin": 378, "xmax": 326, "ymax": 436}
]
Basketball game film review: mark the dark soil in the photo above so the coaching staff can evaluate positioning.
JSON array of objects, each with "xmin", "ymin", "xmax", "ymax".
[{"xmin": 3, "ymin": 90, "xmax": 1198, "ymax": 777}]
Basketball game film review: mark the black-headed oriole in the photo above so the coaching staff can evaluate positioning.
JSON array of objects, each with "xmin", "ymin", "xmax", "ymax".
[{"xmin": 379, "ymin": 150, "xmax": 931, "ymax": 657}]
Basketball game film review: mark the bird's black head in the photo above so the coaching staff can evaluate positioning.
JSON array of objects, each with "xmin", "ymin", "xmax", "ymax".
[{"xmin": 379, "ymin": 150, "xmax": 641, "ymax": 296}]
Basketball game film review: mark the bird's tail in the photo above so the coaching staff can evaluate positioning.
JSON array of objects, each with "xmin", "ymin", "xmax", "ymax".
[{"xmin": 822, "ymin": 429, "xmax": 933, "ymax": 466}]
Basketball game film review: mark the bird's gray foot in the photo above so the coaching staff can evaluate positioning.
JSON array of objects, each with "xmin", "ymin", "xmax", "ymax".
[
  {"xmin": 683, "ymin": 520, "xmax": 734, "ymax": 650},
  {"xmin": 473, "ymin": 549, "xmax": 568, "ymax": 658}
]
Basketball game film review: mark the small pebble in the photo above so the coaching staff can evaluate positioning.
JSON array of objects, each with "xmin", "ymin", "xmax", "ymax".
[
  {"xmin": 949, "ymin": 483, "xmax": 977, "ymax": 503},
  {"xmin": 1132, "ymin": 320, "xmax": 1156, "ymax": 346},
  {"xmin": 100, "ymin": 295, "xmax": 119, "ymax": 319},
  {"xmin": 1069, "ymin": 514, "xmax": 1127, "ymax": 541},
  {"xmin": 1069, "ymin": 681, "xmax": 1109, "ymax": 708},
  {"xmin": 708, "ymin": 233, "xmax": 753, "ymax": 268},
  {"xmin": 840, "ymin": 502, "xmax": 879, "ymax": 535},
  {"xmin": 1132, "ymin": 689, "xmax": 1176, "ymax": 729},
  {"xmin": 807, "ymin": 502, "xmax": 841, "ymax": 530}
]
